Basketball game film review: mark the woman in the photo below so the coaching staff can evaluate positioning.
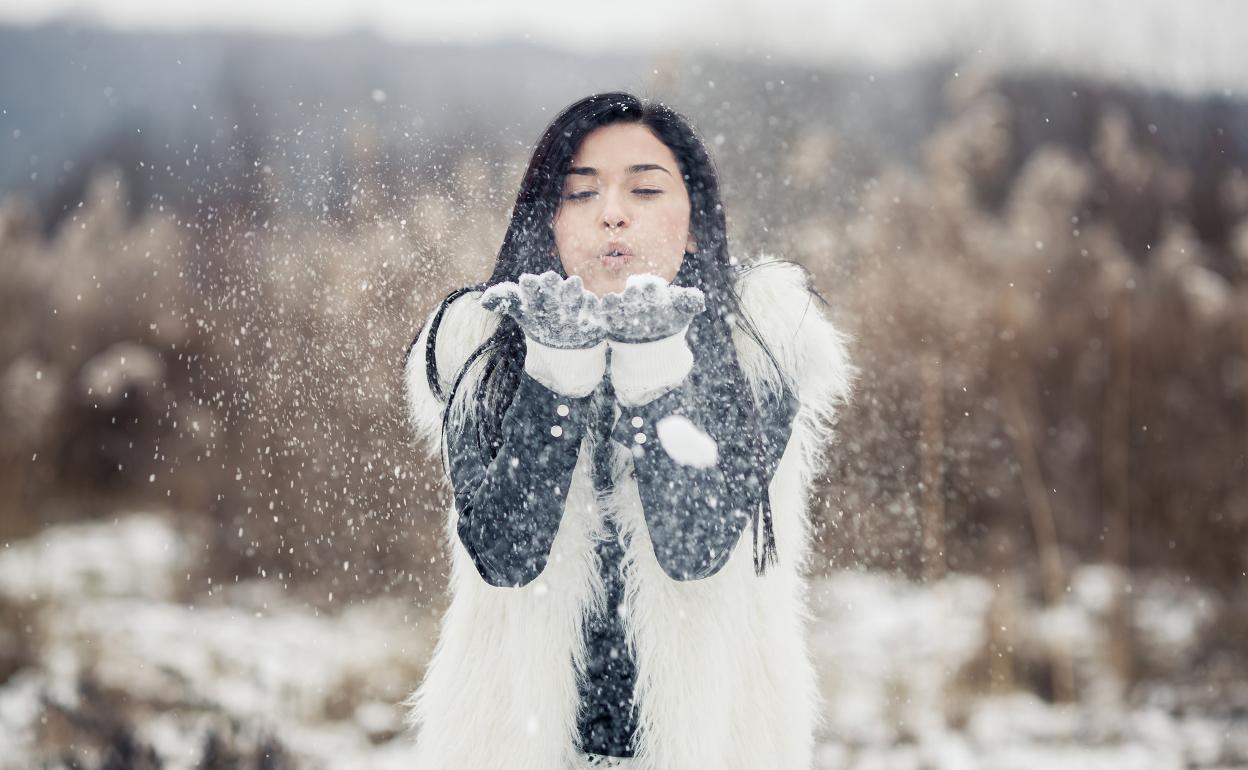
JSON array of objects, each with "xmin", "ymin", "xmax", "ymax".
[{"xmin": 401, "ymin": 92, "xmax": 856, "ymax": 770}]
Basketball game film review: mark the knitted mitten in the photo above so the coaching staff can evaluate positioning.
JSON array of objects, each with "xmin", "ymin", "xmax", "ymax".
[
  {"xmin": 600, "ymin": 274, "xmax": 706, "ymax": 406},
  {"xmin": 481, "ymin": 271, "xmax": 607, "ymax": 397},
  {"xmin": 600, "ymin": 274, "xmax": 705, "ymax": 344}
]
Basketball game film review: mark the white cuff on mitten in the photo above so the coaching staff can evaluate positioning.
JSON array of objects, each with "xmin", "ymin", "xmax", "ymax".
[
  {"xmin": 608, "ymin": 326, "xmax": 695, "ymax": 407},
  {"xmin": 523, "ymin": 336, "xmax": 608, "ymax": 397}
]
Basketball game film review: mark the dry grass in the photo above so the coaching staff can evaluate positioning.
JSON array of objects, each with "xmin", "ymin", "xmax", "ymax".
[{"xmin": 1, "ymin": 73, "xmax": 1245, "ymax": 627}]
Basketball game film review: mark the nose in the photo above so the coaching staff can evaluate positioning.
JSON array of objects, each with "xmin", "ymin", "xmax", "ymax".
[{"xmin": 600, "ymin": 189, "xmax": 629, "ymax": 229}]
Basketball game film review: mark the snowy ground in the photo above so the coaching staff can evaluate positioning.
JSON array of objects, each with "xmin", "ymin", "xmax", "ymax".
[{"xmin": 1, "ymin": 513, "xmax": 1244, "ymax": 769}]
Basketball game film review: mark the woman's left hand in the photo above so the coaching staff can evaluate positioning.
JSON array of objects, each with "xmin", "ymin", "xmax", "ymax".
[{"xmin": 601, "ymin": 275, "xmax": 706, "ymax": 344}]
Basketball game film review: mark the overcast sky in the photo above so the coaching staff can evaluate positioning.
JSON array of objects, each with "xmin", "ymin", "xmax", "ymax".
[{"xmin": 3, "ymin": 0, "xmax": 1245, "ymax": 96}]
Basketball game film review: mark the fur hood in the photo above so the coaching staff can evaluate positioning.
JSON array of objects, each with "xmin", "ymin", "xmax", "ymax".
[{"xmin": 401, "ymin": 256, "xmax": 857, "ymax": 770}]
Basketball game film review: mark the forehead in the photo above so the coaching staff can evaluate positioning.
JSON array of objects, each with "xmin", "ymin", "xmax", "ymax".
[{"xmin": 569, "ymin": 123, "xmax": 678, "ymax": 170}]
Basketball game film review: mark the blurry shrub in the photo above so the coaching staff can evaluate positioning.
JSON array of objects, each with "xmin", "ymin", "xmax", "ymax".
[{"xmin": 0, "ymin": 72, "xmax": 1245, "ymax": 615}]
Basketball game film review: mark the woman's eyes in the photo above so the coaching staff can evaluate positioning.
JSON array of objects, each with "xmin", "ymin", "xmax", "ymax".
[{"xmin": 563, "ymin": 189, "xmax": 663, "ymax": 201}]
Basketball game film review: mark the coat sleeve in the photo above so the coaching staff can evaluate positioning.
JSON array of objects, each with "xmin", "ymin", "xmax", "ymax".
[
  {"xmin": 610, "ymin": 353, "xmax": 799, "ymax": 582},
  {"xmin": 403, "ymin": 289, "xmax": 593, "ymax": 588},
  {"xmin": 446, "ymin": 370, "xmax": 595, "ymax": 588}
]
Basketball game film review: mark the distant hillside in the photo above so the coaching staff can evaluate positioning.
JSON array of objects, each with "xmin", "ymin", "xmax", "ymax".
[{"xmin": 2, "ymin": 21, "xmax": 1247, "ymax": 243}]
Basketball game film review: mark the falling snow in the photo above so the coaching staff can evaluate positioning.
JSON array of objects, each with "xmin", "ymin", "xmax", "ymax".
[{"xmin": 1, "ymin": 13, "xmax": 1246, "ymax": 769}]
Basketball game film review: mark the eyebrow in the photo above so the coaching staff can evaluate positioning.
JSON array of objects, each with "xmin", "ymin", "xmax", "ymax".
[{"xmin": 565, "ymin": 163, "xmax": 672, "ymax": 177}]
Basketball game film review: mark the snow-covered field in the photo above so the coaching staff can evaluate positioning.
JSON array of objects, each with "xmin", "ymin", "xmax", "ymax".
[{"xmin": 1, "ymin": 513, "xmax": 1244, "ymax": 769}]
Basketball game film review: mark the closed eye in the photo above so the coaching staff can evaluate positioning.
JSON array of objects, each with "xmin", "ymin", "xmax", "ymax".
[{"xmin": 563, "ymin": 189, "xmax": 665, "ymax": 201}]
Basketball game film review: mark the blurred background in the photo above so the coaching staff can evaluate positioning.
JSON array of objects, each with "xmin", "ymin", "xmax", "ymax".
[{"xmin": 1, "ymin": 2, "xmax": 1246, "ymax": 768}]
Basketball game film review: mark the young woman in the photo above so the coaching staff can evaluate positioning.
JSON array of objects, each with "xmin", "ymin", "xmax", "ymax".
[{"xmin": 401, "ymin": 92, "xmax": 856, "ymax": 770}]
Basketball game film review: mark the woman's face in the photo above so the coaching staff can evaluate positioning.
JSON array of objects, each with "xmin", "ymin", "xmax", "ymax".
[{"xmin": 553, "ymin": 123, "xmax": 695, "ymax": 297}]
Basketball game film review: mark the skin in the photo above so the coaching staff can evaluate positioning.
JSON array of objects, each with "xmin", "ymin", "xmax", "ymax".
[{"xmin": 553, "ymin": 123, "xmax": 697, "ymax": 297}]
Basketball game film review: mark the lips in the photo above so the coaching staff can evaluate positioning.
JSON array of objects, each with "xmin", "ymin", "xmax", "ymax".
[
  {"xmin": 599, "ymin": 241, "xmax": 635, "ymax": 270},
  {"xmin": 602, "ymin": 241, "xmax": 634, "ymax": 258}
]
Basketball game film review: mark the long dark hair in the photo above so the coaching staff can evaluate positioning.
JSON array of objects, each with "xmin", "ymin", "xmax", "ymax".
[{"xmin": 403, "ymin": 92, "xmax": 795, "ymax": 575}]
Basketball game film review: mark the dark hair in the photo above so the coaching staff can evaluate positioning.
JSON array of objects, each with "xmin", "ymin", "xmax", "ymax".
[{"xmin": 403, "ymin": 91, "xmax": 794, "ymax": 575}]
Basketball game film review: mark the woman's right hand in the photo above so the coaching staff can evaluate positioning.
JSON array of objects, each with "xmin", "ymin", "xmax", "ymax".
[
  {"xmin": 481, "ymin": 271, "xmax": 606, "ymax": 350},
  {"xmin": 481, "ymin": 271, "xmax": 608, "ymax": 397}
]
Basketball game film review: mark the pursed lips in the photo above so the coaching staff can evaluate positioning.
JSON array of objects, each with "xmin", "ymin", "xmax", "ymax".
[
  {"xmin": 599, "ymin": 242, "xmax": 635, "ymax": 270},
  {"xmin": 603, "ymin": 241, "xmax": 633, "ymax": 257}
]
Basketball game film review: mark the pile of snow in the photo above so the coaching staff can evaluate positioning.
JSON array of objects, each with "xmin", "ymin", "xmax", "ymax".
[
  {"xmin": 807, "ymin": 567, "xmax": 1247, "ymax": 769},
  {"xmin": 37, "ymin": 592, "xmax": 426, "ymax": 725},
  {"xmin": 809, "ymin": 570, "xmax": 995, "ymax": 743},
  {"xmin": 0, "ymin": 513, "xmax": 432, "ymax": 770},
  {"xmin": 1, "ymin": 514, "xmax": 1245, "ymax": 769},
  {"xmin": 0, "ymin": 511, "xmax": 189, "ymax": 602}
]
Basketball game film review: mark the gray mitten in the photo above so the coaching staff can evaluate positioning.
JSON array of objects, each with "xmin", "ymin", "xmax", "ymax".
[
  {"xmin": 481, "ymin": 271, "xmax": 607, "ymax": 397},
  {"xmin": 601, "ymin": 274, "xmax": 707, "ymax": 406},
  {"xmin": 601, "ymin": 274, "xmax": 706, "ymax": 344},
  {"xmin": 481, "ymin": 271, "xmax": 605, "ymax": 349}
]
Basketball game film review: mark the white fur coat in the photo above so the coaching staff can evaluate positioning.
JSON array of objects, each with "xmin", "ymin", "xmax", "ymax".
[{"xmin": 401, "ymin": 256, "xmax": 857, "ymax": 770}]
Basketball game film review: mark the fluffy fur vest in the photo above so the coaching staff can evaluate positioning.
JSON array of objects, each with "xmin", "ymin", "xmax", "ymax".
[{"xmin": 401, "ymin": 256, "xmax": 857, "ymax": 770}]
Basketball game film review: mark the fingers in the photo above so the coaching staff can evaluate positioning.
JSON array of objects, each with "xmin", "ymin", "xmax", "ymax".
[
  {"xmin": 519, "ymin": 271, "xmax": 567, "ymax": 314},
  {"xmin": 671, "ymin": 287, "xmax": 706, "ymax": 316},
  {"xmin": 491, "ymin": 271, "xmax": 703, "ymax": 342},
  {"xmin": 558, "ymin": 274, "xmax": 583, "ymax": 307},
  {"xmin": 597, "ymin": 279, "xmax": 707, "ymax": 341},
  {"xmin": 580, "ymin": 290, "xmax": 603, "ymax": 326},
  {"xmin": 640, "ymin": 280, "xmax": 661, "ymax": 306},
  {"xmin": 602, "ymin": 293, "xmax": 622, "ymax": 314},
  {"xmin": 518, "ymin": 273, "xmax": 547, "ymax": 313},
  {"xmin": 480, "ymin": 283, "xmax": 521, "ymax": 316},
  {"xmin": 620, "ymin": 282, "xmax": 648, "ymax": 316}
]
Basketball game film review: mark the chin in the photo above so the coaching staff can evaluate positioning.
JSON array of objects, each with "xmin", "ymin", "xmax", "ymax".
[
  {"xmin": 579, "ymin": 260, "xmax": 672, "ymax": 297},
  {"xmin": 586, "ymin": 276, "xmax": 627, "ymax": 297}
]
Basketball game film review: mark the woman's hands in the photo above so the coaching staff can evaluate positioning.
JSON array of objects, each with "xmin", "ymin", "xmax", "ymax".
[
  {"xmin": 480, "ymin": 270, "xmax": 707, "ymax": 403},
  {"xmin": 600, "ymin": 275, "xmax": 706, "ymax": 407},
  {"xmin": 481, "ymin": 271, "xmax": 707, "ymax": 346}
]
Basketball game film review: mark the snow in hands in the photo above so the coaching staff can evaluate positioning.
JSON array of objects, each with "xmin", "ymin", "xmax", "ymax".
[{"xmin": 480, "ymin": 270, "xmax": 707, "ymax": 347}]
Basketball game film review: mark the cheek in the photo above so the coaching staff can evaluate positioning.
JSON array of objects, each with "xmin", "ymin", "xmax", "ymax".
[
  {"xmin": 554, "ymin": 210, "xmax": 595, "ymax": 254},
  {"xmin": 661, "ymin": 208, "xmax": 690, "ymax": 242},
  {"xmin": 554, "ymin": 214, "xmax": 594, "ymax": 278},
  {"xmin": 650, "ymin": 196, "xmax": 691, "ymax": 241},
  {"xmin": 647, "ymin": 204, "xmax": 691, "ymax": 276}
]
